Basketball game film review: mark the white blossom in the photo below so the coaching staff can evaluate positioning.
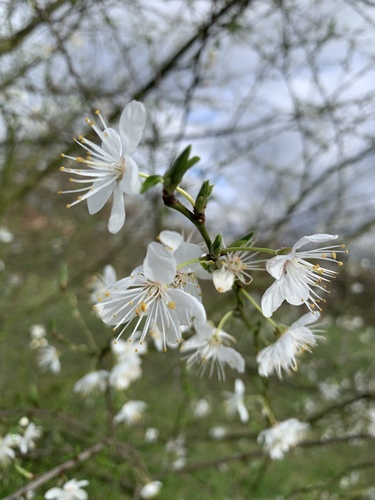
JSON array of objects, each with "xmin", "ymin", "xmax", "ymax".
[
  {"xmin": 19, "ymin": 422, "xmax": 42, "ymax": 455},
  {"xmin": 0, "ymin": 433, "xmax": 21, "ymax": 466},
  {"xmin": 44, "ymin": 478, "xmax": 89, "ymax": 500},
  {"xmin": 181, "ymin": 320, "xmax": 245, "ymax": 381},
  {"xmin": 73, "ymin": 370, "xmax": 109, "ymax": 397},
  {"xmin": 60, "ymin": 101, "xmax": 145, "ymax": 234},
  {"xmin": 224, "ymin": 379, "xmax": 249, "ymax": 423},
  {"xmin": 109, "ymin": 359, "xmax": 142, "ymax": 390},
  {"xmin": 0, "ymin": 226, "xmax": 14, "ymax": 243},
  {"xmin": 113, "ymin": 401, "xmax": 147, "ymax": 425},
  {"xmin": 256, "ymin": 312, "xmax": 323, "ymax": 379},
  {"xmin": 193, "ymin": 398, "xmax": 211, "ymax": 418},
  {"xmin": 37, "ymin": 345, "xmax": 61, "ymax": 374},
  {"xmin": 261, "ymin": 234, "xmax": 346, "ymax": 317},
  {"xmin": 29, "ymin": 324, "xmax": 48, "ymax": 349},
  {"xmin": 144, "ymin": 427, "xmax": 159, "ymax": 443},
  {"xmin": 139, "ymin": 481, "xmax": 163, "ymax": 499},
  {"xmin": 98, "ymin": 242, "xmax": 206, "ymax": 350},
  {"xmin": 257, "ymin": 419, "xmax": 310, "ymax": 460},
  {"xmin": 213, "ymin": 238, "xmax": 263, "ymax": 293},
  {"xmin": 89, "ymin": 265, "xmax": 117, "ymax": 305}
]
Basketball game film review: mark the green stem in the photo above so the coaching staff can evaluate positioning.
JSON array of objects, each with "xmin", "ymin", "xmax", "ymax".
[
  {"xmin": 241, "ymin": 289, "xmax": 278, "ymax": 328},
  {"xmin": 139, "ymin": 171, "xmax": 195, "ymax": 206},
  {"xmin": 176, "ymin": 256, "xmax": 209, "ymax": 270},
  {"xmin": 221, "ymin": 246, "xmax": 276, "ymax": 255},
  {"xmin": 216, "ymin": 310, "xmax": 234, "ymax": 332}
]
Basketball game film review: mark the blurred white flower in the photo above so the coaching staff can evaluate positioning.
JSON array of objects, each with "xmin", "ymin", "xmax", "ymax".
[
  {"xmin": 44, "ymin": 478, "xmax": 89, "ymax": 500},
  {"xmin": 319, "ymin": 381, "xmax": 341, "ymax": 401},
  {"xmin": 29, "ymin": 324, "xmax": 48, "ymax": 349},
  {"xmin": 113, "ymin": 401, "xmax": 147, "ymax": 425},
  {"xmin": 193, "ymin": 398, "xmax": 211, "ymax": 418},
  {"xmin": 181, "ymin": 320, "xmax": 245, "ymax": 381},
  {"xmin": 139, "ymin": 481, "xmax": 163, "ymax": 499},
  {"xmin": 145, "ymin": 427, "xmax": 159, "ymax": 443},
  {"xmin": 256, "ymin": 312, "xmax": 323, "ymax": 379},
  {"xmin": 89, "ymin": 265, "xmax": 117, "ymax": 306},
  {"xmin": 0, "ymin": 433, "xmax": 21, "ymax": 466},
  {"xmin": 19, "ymin": 422, "xmax": 42, "ymax": 455},
  {"xmin": 73, "ymin": 370, "xmax": 109, "ymax": 397},
  {"xmin": 98, "ymin": 242, "xmax": 206, "ymax": 349},
  {"xmin": 0, "ymin": 226, "xmax": 14, "ymax": 243},
  {"xmin": 261, "ymin": 234, "xmax": 346, "ymax": 317},
  {"xmin": 30, "ymin": 324, "xmax": 46, "ymax": 339},
  {"xmin": 224, "ymin": 379, "xmax": 249, "ymax": 423},
  {"xmin": 109, "ymin": 359, "xmax": 142, "ymax": 390},
  {"xmin": 165, "ymin": 434, "xmax": 187, "ymax": 469},
  {"xmin": 258, "ymin": 419, "xmax": 310, "ymax": 460},
  {"xmin": 209, "ymin": 426, "xmax": 227, "ymax": 440},
  {"xmin": 60, "ymin": 100, "xmax": 145, "ymax": 234},
  {"xmin": 37, "ymin": 345, "xmax": 61, "ymax": 374}
]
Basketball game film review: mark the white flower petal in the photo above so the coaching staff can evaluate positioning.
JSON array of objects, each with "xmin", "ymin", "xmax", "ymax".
[
  {"xmin": 174, "ymin": 243, "xmax": 202, "ymax": 272},
  {"xmin": 87, "ymin": 179, "xmax": 114, "ymax": 214},
  {"xmin": 261, "ymin": 280, "xmax": 286, "ymax": 317},
  {"xmin": 158, "ymin": 230, "xmax": 184, "ymax": 251},
  {"xmin": 265, "ymin": 255, "xmax": 288, "ymax": 279},
  {"xmin": 143, "ymin": 242, "xmax": 176, "ymax": 284},
  {"xmin": 292, "ymin": 233, "xmax": 338, "ymax": 251},
  {"xmin": 168, "ymin": 288, "xmax": 206, "ymax": 325},
  {"xmin": 213, "ymin": 266, "xmax": 235, "ymax": 293},
  {"xmin": 101, "ymin": 127, "xmax": 122, "ymax": 157},
  {"xmin": 120, "ymin": 155, "xmax": 141, "ymax": 195},
  {"xmin": 120, "ymin": 100, "xmax": 146, "ymax": 155},
  {"xmin": 108, "ymin": 184, "xmax": 125, "ymax": 234}
]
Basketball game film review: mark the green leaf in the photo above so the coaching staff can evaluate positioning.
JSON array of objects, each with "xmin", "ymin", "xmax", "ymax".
[
  {"xmin": 195, "ymin": 180, "xmax": 214, "ymax": 214},
  {"xmin": 229, "ymin": 231, "xmax": 255, "ymax": 248},
  {"xmin": 140, "ymin": 174, "xmax": 163, "ymax": 194},
  {"xmin": 211, "ymin": 233, "xmax": 223, "ymax": 258},
  {"xmin": 163, "ymin": 145, "xmax": 200, "ymax": 195}
]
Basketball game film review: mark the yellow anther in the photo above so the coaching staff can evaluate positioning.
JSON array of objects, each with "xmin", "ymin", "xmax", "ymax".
[
  {"xmin": 61, "ymin": 153, "xmax": 65, "ymax": 157},
  {"xmin": 128, "ymin": 339, "xmax": 132, "ymax": 343},
  {"xmin": 77, "ymin": 196, "xmax": 82, "ymax": 200},
  {"xmin": 135, "ymin": 348, "xmax": 138, "ymax": 353},
  {"xmin": 66, "ymin": 204, "xmax": 71, "ymax": 208},
  {"xmin": 168, "ymin": 301, "xmax": 176, "ymax": 310},
  {"xmin": 69, "ymin": 178, "xmax": 74, "ymax": 182},
  {"xmin": 163, "ymin": 348, "xmax": 167, "ymax": 352},
  {"xmin": 345, "ymin": 249, "xmax": 349, "ymax": 254},
  {"xmin": 322, "ymin": 253, "xmax": 327, "ymax": 258},
  {"xmin": 139, "ymin": 341, "xmax": 143, "ymax": 345},
  {"xmin": 141, "ymin": 302, "xmax": 147, "ymax": 312},
  {"xmin": 59, "ymin": 166, "xmax": 65, "ymax": 171},
  {"xmin": 338, "ymin": 261, "xmax": 343, "ymax": 266},
  {"xmin": 341, "ymin": 244, "xmax": 346, "ymax": 248},
  {"xmin": 332, "ymin": 252, "xmax": 336, "ymax": 259},
  {"xmin": 85, "ymin": 117, "xmax": 91, "ymax": 123},
  {"xmin": 95, "ymin": 109, "xmax": 100, "ymax": 115},
  {"xmin": 57, "ymin": 191, "xmax": 62, "ymax": 195},
  {"xmin": 105, "ymin": 291, "xmax": 110, "ymax": 297}
]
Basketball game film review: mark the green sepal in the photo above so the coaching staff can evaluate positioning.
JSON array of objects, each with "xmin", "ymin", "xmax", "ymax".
[
  {"xmin": 199, "ymin": 260, "xmax": 217, "ymax": 273},
  {"xmin": 140, "ymin": 174, "xmax": 163, "ymax": 194},
  {"xmin": 229, "ymin": 231, "xmax": 255, "ymax": 248},
  {"xmin": 195, "ymin": 180, "xmax": 214, "ymax": 214},
  {"xmin": 163, "ymin": 145, "xmax": 200, "ymax": 195},
  {"xmin": 211, "ymin": 234, "xmax": 223, "ymax": 258},
  {"xmin": 276, "ymin": 247, "xmax": 293, "ymax": 255}
]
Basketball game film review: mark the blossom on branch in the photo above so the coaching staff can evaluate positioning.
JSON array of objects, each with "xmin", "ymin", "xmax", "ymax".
[
  {"xmin": 181, "ymin": 320, "xmax": 245, "ymax": 380},
  {"xmin": 37, "ymin": 345, "xmax": 61, "ymax": 374},
  {"xmin": 19, "ymin": 422, "xmax": 42, "ymax": 455},
  {"xmin": 97, "ymin": 242, "xmax": 206, "ymax": 350},
  {"xmin": 73, "ymin": 370, "xmax": 109, "ymax": 397},
  {"xmin": 139, "ymin": 481, "xmax": 163, "ymax": 499},
  {"xmin": 257, "ymin": 419, "xmax": 310, "ymax": 460},
  {"xmin": 44, "ymin": 478, "xmax": 89, "ymax": 500},
  {"xmin": 224, "ymin": 379, "xmax": 249, "ymax": 423},
  {"xmin": 0, "ymin": 433, "xmax": 21, "ymax": 466},
  {"xmin": 60, "ymin": 101, "xmax": 146, "ymax": 234},
  {"xmin": 261, "ymin": 234, "xmax": 346, "ymax": 317},
  {"xmin": 213, "ymin": 239, "xmax": 263, "ymax": 293},
  {"xmin": 256, "ymin": 312, "xmax": 323, "ymax": 379},
  {"xmin": 113, "ymin": 401, "xmax": 147, "ymax": 425}
]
